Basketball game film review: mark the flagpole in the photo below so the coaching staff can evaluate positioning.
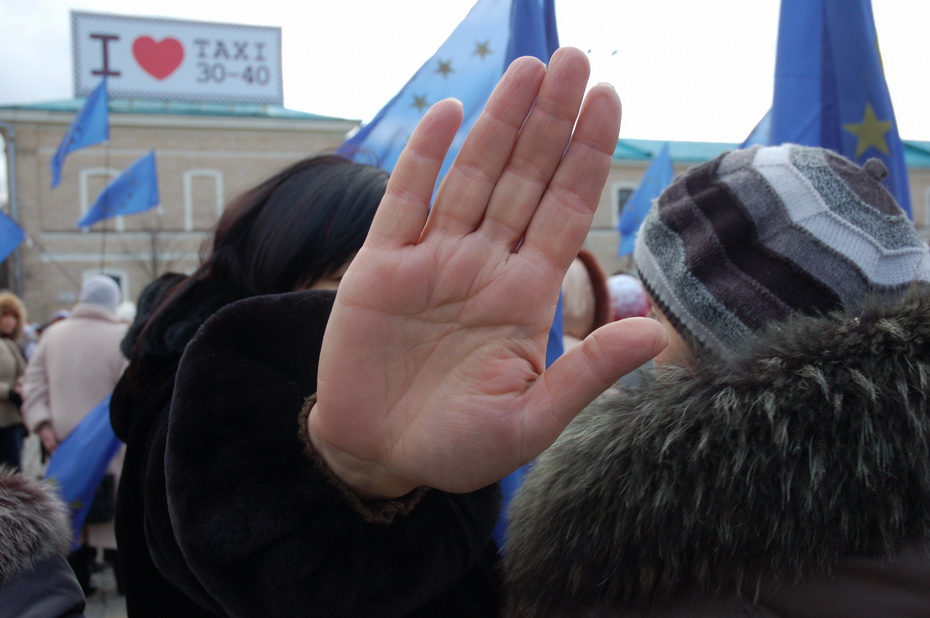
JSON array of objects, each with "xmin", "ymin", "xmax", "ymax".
[
  {"xmin": 98, "ymin": 144, "xmax": 111, "ymax": 272},
  {"xmin": 153, "ymin": 202, "xmax": 163, "ymax": 277}
]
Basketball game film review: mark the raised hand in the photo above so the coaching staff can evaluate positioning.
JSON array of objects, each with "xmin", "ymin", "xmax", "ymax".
[{"xmin": 309, "ymin": 47, "xmax": 668, "ymax": 500}]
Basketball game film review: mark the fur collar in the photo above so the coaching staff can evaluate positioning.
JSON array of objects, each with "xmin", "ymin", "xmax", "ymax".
[
  {"xmin": 112, "ymin": 276, "xmax": 247, "ymax": 441},
  {"xmin": 505, "ymin": 289, "xmax": 930, "ymax": 615},
  {"xmin": 119, "ymin": 276, "xmax": 247, "ymax": 392},
  {"xmin": 0, "ymin": 467, "xmax": 72, "ymax": 584}
]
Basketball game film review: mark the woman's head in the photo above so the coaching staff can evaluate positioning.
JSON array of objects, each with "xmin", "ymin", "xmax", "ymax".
[
  {"xmin": 130, "ymin": 155, "xmax": 388, "ymax": 363},
  {"xmin": 203, "ymin": 154, "xmax": 388, "ymax": 295},
  {"xmin": 0, "ymin": 292, "xmax": 26, "ymax": 340},
  {"xmin": 634, "ymin": 144, "xmax": 930, "ymax": 361}
]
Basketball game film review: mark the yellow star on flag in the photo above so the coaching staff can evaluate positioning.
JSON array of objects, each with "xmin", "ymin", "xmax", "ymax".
[
  {"xmin": 410, "ymin": 95, "xmax": 429, "ymax": 112},
  {"xmin": 474, "ymin": 41, "xmax": 492, "ymax": 60},
  {"xmin": 435, "ymin": 60, "xmax": 454, "ymax": 78},
  {"xmin": 843, "ymin": 102, "xmax": 892, "ymax": 157}
]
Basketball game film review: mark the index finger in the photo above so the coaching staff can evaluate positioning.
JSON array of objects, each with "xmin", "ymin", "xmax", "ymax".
[{"xmin": 364, "ymin": 98, "xmax": 464, "ymax": 250}]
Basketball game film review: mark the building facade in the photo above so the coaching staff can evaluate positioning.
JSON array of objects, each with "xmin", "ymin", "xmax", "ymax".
[{"xmin": 0, "ymin": 101, "xmax": 356, "ymax": 322}]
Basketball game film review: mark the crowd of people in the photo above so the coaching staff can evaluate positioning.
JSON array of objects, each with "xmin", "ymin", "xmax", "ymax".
[
  {"xmin": 1, "ymin": 46, "xmax": 930, "ymax": 616},
  {"xmin": 0, "ymin": 275, "xmax": 132, "ymax": 613}
]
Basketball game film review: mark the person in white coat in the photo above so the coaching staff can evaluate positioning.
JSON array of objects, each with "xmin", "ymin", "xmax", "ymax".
[{"xmin": 22, "ymin": 274, "xmax": 128, "ymax": 596}]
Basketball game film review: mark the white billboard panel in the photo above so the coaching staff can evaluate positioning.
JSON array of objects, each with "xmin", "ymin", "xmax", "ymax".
[{"xmin": 72, "ymin": 11, "xmax": 283, "ymax": 105}]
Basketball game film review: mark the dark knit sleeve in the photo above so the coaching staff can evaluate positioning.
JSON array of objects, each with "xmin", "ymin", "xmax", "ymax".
[{"xmin": 165, "ymin": 290, "xmax": 501, "ymax": 617}]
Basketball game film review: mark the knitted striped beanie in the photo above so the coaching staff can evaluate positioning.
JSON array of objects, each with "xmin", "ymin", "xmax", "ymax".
[{"xmin": 634, "ymin": 144, "xmax": 930, "ymax": 357}]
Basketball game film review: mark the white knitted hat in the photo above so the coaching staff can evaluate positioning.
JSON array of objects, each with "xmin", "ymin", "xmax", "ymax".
[{"xmin": 79, "ymin": 275, "xmax": 122, "ymax": 311}]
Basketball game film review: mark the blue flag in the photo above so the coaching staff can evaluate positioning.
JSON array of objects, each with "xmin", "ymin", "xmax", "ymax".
[
  {"xmin": 769, "ymin": 0, "xmax": 911, "ymax": 215},
  {"xmin": 508, "ymin": 0, "xmax": 562, "ymax": 369},
  {"xmin": 77, "ymin": 151, "xmax": 159, "ymax": 228},
  {"xmin": 618, "ymin": 143, "xmax": 673, "ymax": 256},
  {"xmin": 337, "ymin": 0, "xmax": 564, "ymax": 367},
  {"xmin": 45, "ymin": 393, "xmax": 122, "ymax": 548},
  {"xmin": 338, "ymin": 0, "xmax": 558, "ymax": 182},
  {"xmin": 505, "ymin": 0, "xmax": 559, "ymax": 66},
  {"xmin": 0, "ymin": 211, "xmax": 25, "ymax": 262},
  {"xmin": 50, "ymin": 78, "xmax": 109, "ymax": 188}
]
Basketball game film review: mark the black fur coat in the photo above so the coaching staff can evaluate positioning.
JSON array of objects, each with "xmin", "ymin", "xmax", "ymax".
[
  {"xmin": 111, "ymin": 289, "xmax": 502, "ymax": 617},
  {"xmin": 505, "ymin": 291, "xmax": 930, "ymax": 616}
]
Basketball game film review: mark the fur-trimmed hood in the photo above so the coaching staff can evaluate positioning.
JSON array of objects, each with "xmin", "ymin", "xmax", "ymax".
[
  {"xmin": 112, "ymin": 275, "xmax": 244, "ymax": 441},
  {"xmin": 0, "ymin": 467, "xmax": 72, "ymax": 585},
  {"xmin": 505, "ymin": 289, "xmax": 930, "ymax": 616}
]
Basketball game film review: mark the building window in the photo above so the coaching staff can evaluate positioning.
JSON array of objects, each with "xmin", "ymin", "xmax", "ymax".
[
  {"xmin": 183, "ymin": 170, "xmax": 224, "ymax": 231},
  {"xmin": 79, "ymin": 168, "xmax": 121, "ymax": 231},
  {"xmin": 612, "ymin": 183, "xmax": 637, "ymax": 228}
]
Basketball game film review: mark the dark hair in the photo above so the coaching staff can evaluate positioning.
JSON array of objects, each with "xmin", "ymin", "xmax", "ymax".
[
  {"xmin": 129, "ymin": 155, "xmax": 387, "ymax": 364},
  {"xmin": 202, "ymin": 154, "xmax": 388, "ymax": 294}
]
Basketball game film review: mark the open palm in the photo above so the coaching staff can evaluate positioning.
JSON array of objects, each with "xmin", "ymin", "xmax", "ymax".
[{"xmin": 310, "ymin": 48, "xmax": 668, "ymax": 499}]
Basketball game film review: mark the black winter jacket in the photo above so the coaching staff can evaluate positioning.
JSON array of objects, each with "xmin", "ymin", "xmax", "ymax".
[{"xmin": 111, "ymin": 288, "xmax": 502, "ymax": 617}]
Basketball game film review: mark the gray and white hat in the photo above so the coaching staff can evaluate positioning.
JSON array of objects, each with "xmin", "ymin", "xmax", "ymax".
[{"xmin": 634, "ymin": 144, "xmax": 930, "ymax": 357}]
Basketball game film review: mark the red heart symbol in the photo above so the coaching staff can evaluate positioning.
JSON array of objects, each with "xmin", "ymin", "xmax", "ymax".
[{"xmin": 132, "ymin": 36, "xmax": 184, "ymax": 80}]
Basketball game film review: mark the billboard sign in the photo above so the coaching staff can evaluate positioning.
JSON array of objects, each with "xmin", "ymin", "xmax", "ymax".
[{"xmin": 72, "ymin": 11, "xmax": 283, "ymax": 105}]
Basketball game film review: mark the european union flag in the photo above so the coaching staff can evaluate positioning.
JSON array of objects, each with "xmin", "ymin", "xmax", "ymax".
[
  {"xmin": 338, "ymin": 0, "xmax": 558, "ymax": 182},
  {"xmin": 769, "ymin": 0, "xmax": 911, "ymax": 215},
  {"xmin": 45, "ymin": 393, "xmax": 122, "ymax": 548},
  {"xmin": 77, "ymin": 151, "xmax": 159, "ymax": 228},
  {"xmin": 0, "ymin": 211, "xmax": 25, "ymax": 263},
  {"xmin": 618, "ymin": 143, "xmax": 673, "ymax": 256},
  {"xmin": 337, "ymin": 0, "xmax": 564, "ymax": 367},
  {"xmin": 50, "ymin": 78, "xmax": 109, "ymax": 188}
]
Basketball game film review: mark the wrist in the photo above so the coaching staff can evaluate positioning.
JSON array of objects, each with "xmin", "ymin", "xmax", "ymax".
[{"xmin": 307, "ymin": 402, "xmax": 418, "ymax": 501}]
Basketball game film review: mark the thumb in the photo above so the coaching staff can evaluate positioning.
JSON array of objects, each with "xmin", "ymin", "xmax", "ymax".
[{"xmin": 526, "ymin": 317, "xmax": 668, "ymax": 446}]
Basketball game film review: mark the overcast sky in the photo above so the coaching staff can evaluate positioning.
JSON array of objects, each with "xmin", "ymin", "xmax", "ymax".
[{"xmin": 1, "ymin": 0, "xmax": 928, "ymax": 143}]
